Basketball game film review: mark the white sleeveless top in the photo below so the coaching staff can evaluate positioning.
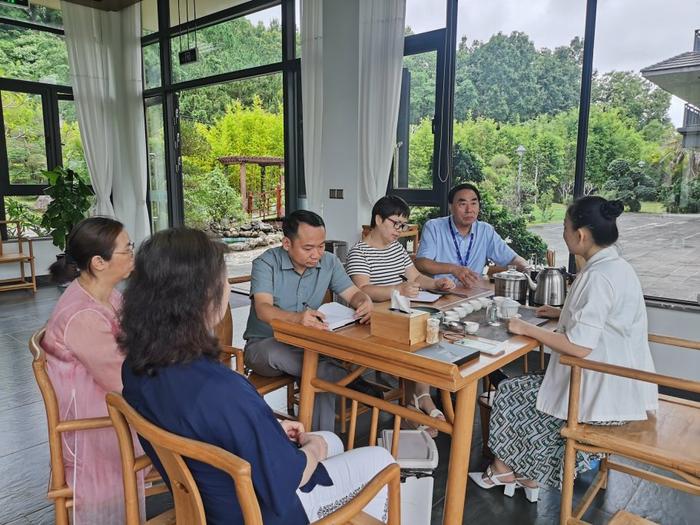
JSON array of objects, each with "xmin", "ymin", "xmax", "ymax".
[{"xmin": 536, "ymin": 246, "xmax": 658, "ymax": 422}]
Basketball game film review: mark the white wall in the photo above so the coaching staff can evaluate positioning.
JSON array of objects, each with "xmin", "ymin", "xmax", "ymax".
[
  {"xmin": 317, "ymin": 0, "xmax": 365, "ymax": 246},
  {"xmin": 0, "ymin": 238, "xmax": 60, "ymax": 280},
  {"xmin": 646, "ymin": 303, "xmax": 700, "ymax": 382}
]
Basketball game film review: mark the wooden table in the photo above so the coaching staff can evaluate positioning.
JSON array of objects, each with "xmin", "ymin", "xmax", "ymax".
[{"xmin": 271, "ymin": 293, "xmax": 543, "ymax": 525}]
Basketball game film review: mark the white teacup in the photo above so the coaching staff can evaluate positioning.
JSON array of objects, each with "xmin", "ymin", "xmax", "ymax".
[
  {"xmin": 468, "ymin": 299, "xmax": 482, "ymax": 311},
  {"xmin": 478, "ymin": 297, "xmax": 492, "ymax": 308},
  {"xmin": 463, "ymin": 321, "xmax": 479, "ymax": 334},
  {"xmin": 454, "ymin": 306, "xmax": 468, "ymax": 317},
  {"xmin": 461, "ymin": 303, "xmax": 474, "ymax": 315},
  {"xmin": 500, "ymin": 299, "xmax": 520, "ymax": 319},
  {"xmin": 444, "ymin": 311, "xmax": 459, "ymax": 322}
]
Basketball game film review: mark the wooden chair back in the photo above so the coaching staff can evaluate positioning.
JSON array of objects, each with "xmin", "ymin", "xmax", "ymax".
[
  {"xmin": 106, "ymin": 393, "xmax": 400, "ymax": 525},
  {"xmin": 29, "ymin": 328, "xmax": 113, "ymax": 525},
  {"xmin": 558, "ymin": 334, "xmax": 700, "ymax": 525}
]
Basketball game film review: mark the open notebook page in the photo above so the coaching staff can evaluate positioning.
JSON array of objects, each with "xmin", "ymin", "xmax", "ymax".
[
  {"xmin": 317, "ymin": 302, "xmax": 358, "ymax": 331},
  {"xmin": 411, "ymin": 290, "xmax": 441, "ymax": 303}
]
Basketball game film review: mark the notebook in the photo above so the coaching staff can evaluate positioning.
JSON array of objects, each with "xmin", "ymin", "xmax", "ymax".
[
  {"xmin": 317, "ymin": 302, "xmax": 359, "ymax": 331},
  {"xmin": 411, "ymin": 290, "xmax": 442, "ymax": 303}
]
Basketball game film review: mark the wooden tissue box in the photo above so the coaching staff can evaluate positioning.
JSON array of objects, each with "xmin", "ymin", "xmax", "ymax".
[{"xmin": 370, "ymin": 302, "xmax": 429, "ymax": 348}]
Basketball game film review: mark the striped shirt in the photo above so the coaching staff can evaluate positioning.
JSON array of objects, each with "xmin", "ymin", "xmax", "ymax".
[{"xmin": 345, "ymin": 240, "xmax": 413, "ymax": 286}]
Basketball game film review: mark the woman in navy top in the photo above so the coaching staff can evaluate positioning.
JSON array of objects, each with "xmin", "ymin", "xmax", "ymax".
[{"xmin": 119, "ymin": 227, "xmax": 394, "ymax": 524}]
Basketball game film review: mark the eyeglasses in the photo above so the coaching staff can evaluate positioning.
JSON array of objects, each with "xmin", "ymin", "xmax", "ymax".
[
  {"xmin": 385, "ymin": 217, "xmax": 410, "ymax": 232},
  {"xmin": 113, "ymin": 241, "xmax": 135, "ymax": 256}
]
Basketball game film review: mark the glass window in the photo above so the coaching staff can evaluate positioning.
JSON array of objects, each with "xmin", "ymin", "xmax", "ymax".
[
  {"xmin": 395, "ymin": 49, "xmax": 438, "ymax": 190},
  {"xmin": 405, "ymin": 0, "xmax": 445, "ymax": 35},
  {"xmin": 577, "ymin": 0, "xmax": 699, "ymax": 302},
  {"xmin": 141, "ymin": 0, "xmax": 158, "ymax": 36},
  {"xmin": 178, "ymin": 74, "xmax": 284, "ymax": 230},
  {"xmin": 143, "ymin": 42, "xmax": 161, "ymax": 90},
  {"xmin": 170, "ymin": 4, "xmax": 282, "ymax": 84},
  {"xmin": 1, "ymin": 90, "xmax": 47, "ymax": 185},
  {"xmin": 0, "ymin": 2, "xmax": 63, "ymax": 30},
  {"xmin": 168, "ymin": 0, "xmax": 252, "ymax": 27},
  {"xmin": 3, "ymin": 195, "xmax": 50, "ymax": 238},
  {"xmin": 0, "ymin": 23, "xmax": 70, "ymax": 85},
  {"xmin": 454, "ymin": 1, "xmax": 585, "ymax": 263},
  {"xmin": 145, "ymin": 100, "xmax": 169, "ymax": 232},
  {"xmin": 58, "ymin": 99, "xmax": 88, "ymax": 183}
]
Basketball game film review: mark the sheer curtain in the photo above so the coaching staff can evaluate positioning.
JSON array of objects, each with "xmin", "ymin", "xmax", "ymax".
[
  {"xmin": 62, "ymin": 2, "xmax": 150, "ymax": 244},
  {"xmin": 301, "ymin": 0, "xmax": 325, "ymax": 215},
  {"xmin": 358, "ymin": 0, "xmax": 406, "ymax": 211}
]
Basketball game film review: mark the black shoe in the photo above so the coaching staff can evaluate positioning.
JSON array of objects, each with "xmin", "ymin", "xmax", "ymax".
[{"xmin": 347, "ymin": 378, "xmax": 385, "ymax": 399}]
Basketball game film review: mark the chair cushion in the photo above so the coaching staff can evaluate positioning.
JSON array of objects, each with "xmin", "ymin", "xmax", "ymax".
[{"xmin": 562, "ymin": 395, "xmax": 700, "ymax": 477}]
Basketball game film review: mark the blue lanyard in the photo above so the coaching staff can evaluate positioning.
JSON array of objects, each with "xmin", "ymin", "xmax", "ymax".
[{"xmin": 449, "ymin": 220, "xmax": 474, "ymax": 267}]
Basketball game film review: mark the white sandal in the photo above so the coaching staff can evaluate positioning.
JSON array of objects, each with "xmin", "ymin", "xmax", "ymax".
[
  {"xmin": 468, "ymin": 465, "xmax": 517, "ymax": 497},
  {"xmin": 515, "ymin": 477, "xmax": 539, "ymax": 503},
  {"xmin": 410, "ymin": 393, "xmax": 445, "ymax": 437}
]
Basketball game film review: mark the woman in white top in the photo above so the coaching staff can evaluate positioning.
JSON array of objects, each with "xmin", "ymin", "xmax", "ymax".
[
  {"xmin": 346, "ymin": 196, "xmax": 455, "ymax": 436},
  {"xmin": 469, "ymin": 196, "xmax": 657, "ymax": 502}
]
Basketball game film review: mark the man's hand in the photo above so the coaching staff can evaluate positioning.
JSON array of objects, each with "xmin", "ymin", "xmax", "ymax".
[
  {"xmin": 299, "ymin": 432, "xmax": 328, "ymax": 461},
  {"xmin": 434, "ymin": 277, "xmax": 456, "ymax": 291},
  {"xmin": 296, "ymin": 309, "xmax": 329, "ymax": 330},
  {"xmin": 451, "ymin": 265, "xmax": 480, "ymax": 286},
  {"xmin": 280, "ymin": 420, "xmax": 305, "ymax": 442},
  {"xmin": 398, "ymin": 281, "xmax": 420, "ymax": 297},
  {"xmin": 535, "ymin": 305, "xmax": 561, "ymax": 319},
  {"xmin": 353, "ymin": 294, "xmax": 373, "ymax": 324}
]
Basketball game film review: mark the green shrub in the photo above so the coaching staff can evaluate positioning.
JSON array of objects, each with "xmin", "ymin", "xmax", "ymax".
[{"xmin": 183, "ymin": 165, "xmax": 245, "ymax": 230}]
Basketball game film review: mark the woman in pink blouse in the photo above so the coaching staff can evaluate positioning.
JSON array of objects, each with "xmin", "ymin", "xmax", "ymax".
[{"xmin": 42, "ymin": 217, "xmax": 137, "ymax": 525}]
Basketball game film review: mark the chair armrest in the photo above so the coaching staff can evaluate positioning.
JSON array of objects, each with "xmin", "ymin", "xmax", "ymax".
[
  {"xmin": 134, "ymin": 454, "xmax": 153, "ymax": 473},
  {"xmin": 220, "ymin": 344, "xmax": 246, "ymax": 374},
  {"xmin": 558, "ymin": 355, "xmax": 700, "ymax": 394},
  {"xmin": 56, "ymin": 416, "xmax": 112, "ymax": 432},
  {"xmin": 313, "ymin": 463, "xmax": 401, "ymax": 525},
  {"xmin": 228, "ymin": 275, "xmax": 252, "ymax": 285},
  {"xmin": 648, "ymin": 333, "xmax": 700, "ymax": 351}
]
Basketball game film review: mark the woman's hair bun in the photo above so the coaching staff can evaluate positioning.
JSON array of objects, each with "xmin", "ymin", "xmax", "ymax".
[{"xmin": 600, "ymin": 199, "xmax": 624, "ymax": 220}]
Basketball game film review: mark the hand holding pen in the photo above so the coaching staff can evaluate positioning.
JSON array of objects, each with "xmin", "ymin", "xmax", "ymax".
[
  {"xmin": 397, "ymin": 275, "xmax": 420, "ymax": 298},
  {"xmin": 300, "ymin": 302, "xmax": 329, "ymax": 330}
]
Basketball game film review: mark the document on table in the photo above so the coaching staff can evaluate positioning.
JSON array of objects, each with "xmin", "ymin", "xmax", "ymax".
[
  {"xmin": 317, "ymin": 302, "xmax": 358, "ymax": 331},
  {"xmin": 415, "ymin": 341, "xmax": 480, "ymax": 367},
  {"xmin": 411, "ymin": 290, "xmax": 441, "ymax": 303}
]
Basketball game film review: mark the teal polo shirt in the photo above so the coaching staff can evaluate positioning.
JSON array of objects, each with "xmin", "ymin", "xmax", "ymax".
[{"xmin": 243, "ymin": 247, "xmax": 354, "ymax": 340}]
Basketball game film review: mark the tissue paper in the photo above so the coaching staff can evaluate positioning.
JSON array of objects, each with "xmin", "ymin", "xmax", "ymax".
[{"xmin": 391, "ymin": 289, "xmax": 412, "ymax": 314}]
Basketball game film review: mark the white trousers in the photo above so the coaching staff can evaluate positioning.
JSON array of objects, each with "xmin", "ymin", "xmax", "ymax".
[{"xmin": 296, "ymin": 432, "xmax": 395, "ymax": 522}]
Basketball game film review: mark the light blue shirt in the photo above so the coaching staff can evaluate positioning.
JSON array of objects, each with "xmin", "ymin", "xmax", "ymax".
[
  {"xmin": 416, "ymin": 217, "xmax": 517, "ymax": 279},
  {"xmin": 244, "ymin": 247, "xmax": 354, "ymax": 340}
]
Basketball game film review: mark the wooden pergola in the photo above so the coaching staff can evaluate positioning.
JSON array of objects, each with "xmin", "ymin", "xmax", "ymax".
[{"xmin": 218, "ymin": 155, "xmax": 285, "ymax": 218}]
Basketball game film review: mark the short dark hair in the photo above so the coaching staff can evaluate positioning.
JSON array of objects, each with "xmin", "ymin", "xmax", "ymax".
[
  {"xmin": 282, "ymin": 209, "xmax": 325, "ymax": 239},
  {"xmin": 119, "ymin": 227, "xmax": 226, "ymax": 375},
  {"xmin": 448, "ymin": 183, "xmax": 481, "ymax": 204},
  {"xmin": 566, "ymin": 196, "xmax": 624, "ymax": 246},
  {"xmin": 48, "ymin": 217, "xmax": 124, "ymax": 284},
  {"xmin": 370, "ymin": 195, "xmax": 410, "ymax": 227}
]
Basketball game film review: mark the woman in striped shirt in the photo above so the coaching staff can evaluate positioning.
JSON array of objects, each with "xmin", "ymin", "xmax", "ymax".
[{"xmin": 346, "ymin": 196, "xmax": 454, "ymax": 436}]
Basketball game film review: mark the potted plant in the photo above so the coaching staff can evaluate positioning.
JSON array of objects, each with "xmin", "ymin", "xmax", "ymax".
[{"xmin": 40, "ymin": 166, "xmax": 94, "ymax": 251}]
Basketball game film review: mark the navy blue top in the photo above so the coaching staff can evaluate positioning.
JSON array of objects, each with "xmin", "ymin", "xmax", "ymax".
[{"xmin": 122, "ymin": 357, "xmax": 330, "ymax": 525}]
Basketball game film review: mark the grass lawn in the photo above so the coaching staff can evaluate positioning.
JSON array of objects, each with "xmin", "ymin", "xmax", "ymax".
[{"xmin": 528, "ymin": 201, "xmax": 666, "ymax": 225}]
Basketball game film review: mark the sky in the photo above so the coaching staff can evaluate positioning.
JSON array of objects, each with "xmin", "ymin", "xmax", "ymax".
[{"xmin": 249, "ymin": 0, "xmax": 700, "ymax": 126}]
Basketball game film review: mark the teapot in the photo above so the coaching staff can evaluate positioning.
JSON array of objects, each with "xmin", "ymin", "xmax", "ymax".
[{"xmin": 526, "ymin": 267, "xmax": 568, "ymax": 307}]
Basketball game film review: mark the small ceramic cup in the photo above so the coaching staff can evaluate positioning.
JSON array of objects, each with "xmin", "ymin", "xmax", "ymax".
[
  {"xmin": 478, "ymin": 297, "xmax": 492, "ymax": 308},
  {"xmin": 461, "ymin": 303, "xmax": 474, "ymax": 315},
  {"xmin": 500, "ymin": 298, "xmax": 520, "ymax": 319},
  {"xmin": 454, "ymin": 306, "xmax": 468, "ymax": 317},
  {"xmin": 468, "ymin": 299, "xmax": 482, "ymax": 311},
  {"xmin": 444, "ymin": 311, "xmax": 459, "ymax": 322},
  {"xmin": 463, "ymin": 321, "xmax": 479, "ymax": 334}
]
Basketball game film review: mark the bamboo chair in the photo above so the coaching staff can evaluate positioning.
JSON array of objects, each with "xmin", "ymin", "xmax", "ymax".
[
  {"xmin": 106, "ymin": 392, "xmax": 401, "ymax": 525},
  {"xmin": 29, "ymin": 328, "xmax": 169, "ymax": 525},
  {"xmin": 559, "ymin": 335, "xmax": 700, "ymax": 525}
]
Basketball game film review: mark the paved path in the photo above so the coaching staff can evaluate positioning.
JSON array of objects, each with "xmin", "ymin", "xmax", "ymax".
[{"xmin": 529, "ymin": 213, "xmax": 700, "ymax": 302}]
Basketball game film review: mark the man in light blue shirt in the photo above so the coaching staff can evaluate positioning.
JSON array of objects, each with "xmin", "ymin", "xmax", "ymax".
[{"xmin": 415, "ymin": 183, "xmax": 529, "ymax": 286}]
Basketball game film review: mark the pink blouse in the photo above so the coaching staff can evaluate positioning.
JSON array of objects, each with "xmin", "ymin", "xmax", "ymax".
[{"xmin": 43, "ymin": 280, "xmax": 144, "ymax": 525}]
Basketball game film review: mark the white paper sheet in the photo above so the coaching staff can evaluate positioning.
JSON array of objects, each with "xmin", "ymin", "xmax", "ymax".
[
  {"xmin": 411, "ymin": 291, "xmax": 441, "ymax": 303},
  {"xmin": 317, "ymin": 302, "xmax": 358, "ymax": 331}
]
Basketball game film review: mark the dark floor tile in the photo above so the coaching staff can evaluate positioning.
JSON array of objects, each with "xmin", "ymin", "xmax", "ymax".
[
  {"xmin": 0, "ymin": 401, "xmax": 47, "ymax": 458},
  {"xmin": 623, "ymin": 468, "xmax": 700, "ymax": 525},
  {"xmin": 21, "ymin": 505, "xmax": 53, "ymax": 525},
  {"xmin": 3, "ymin": 517, "xmax": 30, "ymax": 525},
  {"xmin": 145, "ymin": 491, "xmax": 174, "ymax": 520},
  {"xmin": 0, "ymin": 444, "xmax": 51, "ymax": 523}
]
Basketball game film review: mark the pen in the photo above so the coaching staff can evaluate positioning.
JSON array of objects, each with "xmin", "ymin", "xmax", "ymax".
[
  {"xmin": 302, "ymin": 302, "xmax": 325, "ymax": 323},
  {"xmin": 399, "ymin": 274, "xmax": 423, "ymax": 291}
]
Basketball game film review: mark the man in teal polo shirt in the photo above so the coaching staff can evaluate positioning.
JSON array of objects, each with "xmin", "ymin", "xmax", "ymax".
[
  {"xmin": 243, "ymin": 210, "xmax": 373, "ymax": 431},
  {"xmin": 415, "ymin": 183, "xmax": 529, "ymax": 286}
]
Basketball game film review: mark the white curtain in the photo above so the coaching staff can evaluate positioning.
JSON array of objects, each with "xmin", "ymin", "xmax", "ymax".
[
  {"xmin": 301, "ymin": 0, "xmax": 325, "ymax": 215},
  {"xmin": 62, "ymin": 2, "xmax": 150, "ymax": 245},
  {"xmin": 358, "ymin": 0, "xmax": 406, "ymax": 210}
]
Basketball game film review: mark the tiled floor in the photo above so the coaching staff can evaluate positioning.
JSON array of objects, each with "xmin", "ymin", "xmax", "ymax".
[{"xmin": 1, "ymin": 286, "xmax": 697, "ymax": 524}]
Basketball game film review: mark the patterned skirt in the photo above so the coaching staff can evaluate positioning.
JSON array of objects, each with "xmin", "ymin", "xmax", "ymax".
[{"xmin": 488, "ymin": 373, "xmax": 622, "ymax": 490}]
